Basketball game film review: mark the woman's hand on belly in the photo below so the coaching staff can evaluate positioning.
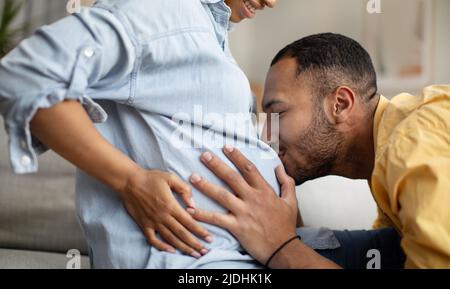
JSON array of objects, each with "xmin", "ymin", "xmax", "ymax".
[{"xmin": 122, "ymin": 169, "xmax": 213, "ymax": 258}]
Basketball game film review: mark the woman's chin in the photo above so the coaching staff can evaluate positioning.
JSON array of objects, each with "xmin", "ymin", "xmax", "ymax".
[
  {"xmin": 230, "ymin": 16, "xmax": 244, "ymax": 23},
  {"xmin": 230, "ymin": 14, "xmax": 254, "ymax": 23},
  {"xmin": 241, "ymin": 2, "xmax": 256, "ymax": 19}
]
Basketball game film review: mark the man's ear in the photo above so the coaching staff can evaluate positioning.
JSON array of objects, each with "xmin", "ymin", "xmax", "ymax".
[{"xmin": 324, "ymin": 86, "xmax": 356, "ymax": 124}]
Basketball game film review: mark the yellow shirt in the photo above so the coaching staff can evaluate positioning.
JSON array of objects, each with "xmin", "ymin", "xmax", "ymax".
[{"xmin": 371, "ymin": 85, "xmax": 450, "ymax": 269}]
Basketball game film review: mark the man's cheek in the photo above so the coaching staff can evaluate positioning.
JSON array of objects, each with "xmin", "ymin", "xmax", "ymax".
[{"xmin": 279, "ymin": 123, "xmax": 297, "ymax": 146}]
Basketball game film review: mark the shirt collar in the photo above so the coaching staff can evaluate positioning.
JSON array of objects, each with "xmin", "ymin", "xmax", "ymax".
[
  {"xmin": 200, "ymin": 0, "xmax": 233, "ymax": 31},
  {"xmin": 373, "ymin": 95, "xmax": 390, "ymax": 149}
]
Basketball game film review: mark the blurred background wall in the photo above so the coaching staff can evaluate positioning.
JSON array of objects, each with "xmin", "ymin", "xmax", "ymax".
[
  {"xmin": 229, "ymin": 0, "xmax": 450, "ymax": 97},
  {"xmin": 0, "ymin": 0, "xmax": 66, "ymax": 37}
]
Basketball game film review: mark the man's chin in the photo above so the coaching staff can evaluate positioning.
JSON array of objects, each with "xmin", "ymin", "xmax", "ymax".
[
  {"xmin": 292, "ymin": 168, "xmax": 322, "ymax": 186},
  {"xmin": 294, "ymin": 175, "xmax": 310, "ymax": 186},
  {"xmin": 295, "ymin": 170, "xmax": 333, "ymax": 186},
  {"xmin": 281, "ymin": 158, "xmax": 315, "ymax": 185},
  {"xmin": 283, "ymin": 165, "xmax": 308, "ymax": 186}
]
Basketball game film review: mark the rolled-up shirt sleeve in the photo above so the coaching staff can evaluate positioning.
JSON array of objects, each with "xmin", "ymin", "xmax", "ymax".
[{"xmin": 0, "ymin": 6, "xmax": 135, "ymax": 174}]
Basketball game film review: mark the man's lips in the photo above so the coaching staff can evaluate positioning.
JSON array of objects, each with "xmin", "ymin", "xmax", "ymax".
[{"xmin": 278, "ymin": 151, "xmax": 286, "ymax": 162}]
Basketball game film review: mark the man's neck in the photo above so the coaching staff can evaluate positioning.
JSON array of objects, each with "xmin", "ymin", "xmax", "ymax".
[
  {"xmin": 332, "ymin": 100, "xmax": 378, "ymax": 181},
  {"xmin": 348, "ymin": 116, "xmax": 376, "ymax": 181}
]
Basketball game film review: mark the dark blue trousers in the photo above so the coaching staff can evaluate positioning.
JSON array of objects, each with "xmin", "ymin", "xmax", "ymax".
[{"xmin": 316, "ymin": 228, "xmax": 406, "ymax": 269}]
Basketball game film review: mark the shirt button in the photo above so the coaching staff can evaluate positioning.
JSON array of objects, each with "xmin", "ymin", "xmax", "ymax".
[
  {"xmin": 20, "ymin": 155, "xmax": 31, "ymax": 167},
  {"xmin": 84, "ymin": 47, "xmax": 94, "ymax": 58},
  {"xmin": 20, "ymin": 139, "xmax": 27, "ymax": 149}
]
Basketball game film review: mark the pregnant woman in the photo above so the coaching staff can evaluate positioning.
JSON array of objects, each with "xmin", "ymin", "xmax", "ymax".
[{"xmin": 0, "ymin": 0, "xmax": 283, "ymax": 268}]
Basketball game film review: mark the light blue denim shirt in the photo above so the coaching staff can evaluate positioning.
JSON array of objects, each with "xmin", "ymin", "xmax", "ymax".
[{"xmin": 0, "ymin": 0, "xmax": 339, "ymax": 268}]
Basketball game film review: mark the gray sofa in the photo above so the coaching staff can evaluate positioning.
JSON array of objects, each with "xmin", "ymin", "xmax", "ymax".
[{"xmin": 0, "ymin": 118, "xmax": 90, "ymax": 269}]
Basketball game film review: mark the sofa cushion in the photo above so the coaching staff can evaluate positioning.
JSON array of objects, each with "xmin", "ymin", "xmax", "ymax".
[
  {"xmin": 0, "ymin": 118, "xmax": 88, "ymax": 255},
  {"xmin": 0, "ymin": 248, "xmax": 90, "ymax": 269}
]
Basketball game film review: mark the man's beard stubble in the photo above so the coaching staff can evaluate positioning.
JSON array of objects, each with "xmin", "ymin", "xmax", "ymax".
[{"xmin": 293, "ymin": 105, "xmax": 344, "ymax": 185}]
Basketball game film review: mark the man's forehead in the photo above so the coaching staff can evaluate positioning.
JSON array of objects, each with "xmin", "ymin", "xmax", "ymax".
[
  {"xmin": 267, "ymin": 57, "xmax": 299, "ymax": 81},
  {"xmin": 263, "ymin": 58, "xmax": 305, "ymax": 109}
]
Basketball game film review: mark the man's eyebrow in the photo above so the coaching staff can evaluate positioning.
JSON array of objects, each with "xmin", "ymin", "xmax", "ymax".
[{"xmin": 263, "ymin": 99, "xmax": 284, "ymax": 110}]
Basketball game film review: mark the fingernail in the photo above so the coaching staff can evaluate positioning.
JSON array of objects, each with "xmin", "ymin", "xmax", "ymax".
[
  {"xmin": 191, "ymin": 251, "xmax": 201, "ymax": 259},
  {"xmin": 187, "ymin": 207, "xmax": 196, "ymax": 215},
  {"xmin": 223, "ymin": 145, "xmax": 234, "ymax": 153},
  {"xmin": 200, "ymin": 248, "xmax": 209, "ymax": 255},
  {"xmin": 201, "ymin": 152, "xmax": 213, "ymax": 162},
  {"xmin": 190, "ymin": 173, "xmax": 202, "ymax": 183},
  {"xmin": 166, "ymin": 248, "xmax": 176, "ymax": 254},
  {"xmin": 205, "ymin": 236, "xmax": 213, "ymax": 243}
]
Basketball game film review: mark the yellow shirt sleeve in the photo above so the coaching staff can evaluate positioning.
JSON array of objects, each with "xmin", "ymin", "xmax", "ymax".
[
  {"xmin": 384, "ymin": 101, "xmax": 450, "ymax": 268},
  {"xmin": 373, "ymin": 207, "xmax": 395, "ymax": 229}
]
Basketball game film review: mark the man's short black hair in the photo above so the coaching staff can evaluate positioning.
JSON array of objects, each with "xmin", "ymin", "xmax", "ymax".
[{"xmin": 271, "ymin": 33, "xmax": 378, "ymax": 103}]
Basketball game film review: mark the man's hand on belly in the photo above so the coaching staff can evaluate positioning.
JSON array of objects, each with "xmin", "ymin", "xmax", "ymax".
[{"xmin": 187, "ymin": 145, "xmax": 298, "ymax": 265}]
